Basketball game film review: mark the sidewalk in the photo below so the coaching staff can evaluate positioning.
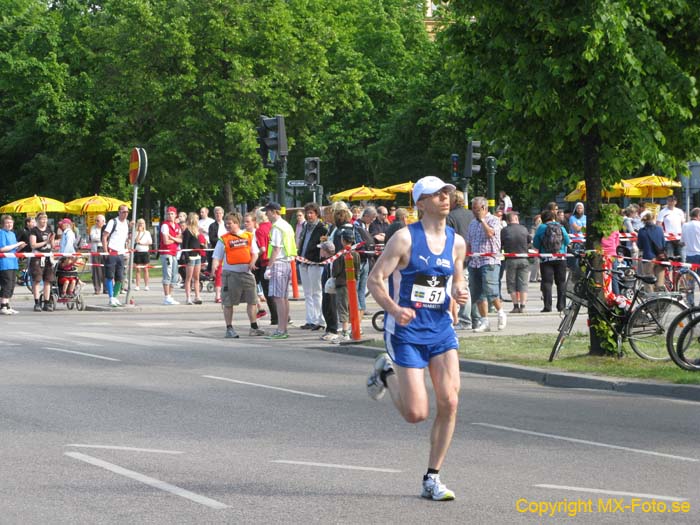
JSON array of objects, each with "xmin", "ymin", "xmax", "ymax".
[{"xmin": 9, "ymin": 279, "xmax": 699, "ymax": 402}]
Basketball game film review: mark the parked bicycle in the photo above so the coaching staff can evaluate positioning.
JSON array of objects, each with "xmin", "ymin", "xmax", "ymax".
[
  {"xmin": 665, "ymin": 306, "xmax": 700, "ymax": 371},
  {"xmin": 662, "ymin": 256, "xmax": 700, "ymax": 307},
  {"xmin": 550, "ymin": 254, "xmax": 686, "ymax": 362}
]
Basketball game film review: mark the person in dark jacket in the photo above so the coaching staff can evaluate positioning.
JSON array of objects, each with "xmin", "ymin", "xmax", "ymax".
[
  {"xmin": 297, "ymin": 202, "xmax": 329, "ymax": 330},
  {"xmin": 208, "ymin": 206, "xmax": 226, "ymax": 303},
  {"xmin": 636, "ymin": 210, "xmax": 666, "ymax": 291},
  {"xmin": 500, "ymin": 212, "xmax": 532, "ymax": 313},
  {"xmin": 533, "ymin": 210, "xmax": 571, "ymax": 312}
]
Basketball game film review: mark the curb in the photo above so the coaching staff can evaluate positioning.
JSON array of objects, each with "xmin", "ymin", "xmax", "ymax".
[{"xmin": 323, "ymin": 344, "xmax": 700, "ymax": 403}]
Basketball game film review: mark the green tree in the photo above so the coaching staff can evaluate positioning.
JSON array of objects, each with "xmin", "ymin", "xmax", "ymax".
[
  {"xmin": 439, "ymin": 0, "xmax": 700, "ymax": 354},
  {"xmin": 440, "ymin": 0, "xmax": 700, "ymax": 234}
]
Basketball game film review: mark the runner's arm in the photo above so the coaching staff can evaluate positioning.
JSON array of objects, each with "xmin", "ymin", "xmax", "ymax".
[
  {"xmin": 452, "ymin": 234, "xmax": 469, "ymax": 306},
  {"xmin": 367, "ymin": 228, "xmax": 415, "ymax": 326}
]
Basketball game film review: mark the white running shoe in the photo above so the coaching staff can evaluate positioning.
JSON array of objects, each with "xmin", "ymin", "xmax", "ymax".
[
  {"xmin": 248, "ymin": 327, "xmax": 266, "ymax": 336},
  {"xmin": 421, "ymin": 474, "xmax": 455, "ymax": 501},
  {"xmin": 7, "ymin": 307, "xmax": 18, "ymax": 315},
  {"xmin": 109, "ymin": 297, "xmax": 121, "ymax": 307},
  {"xmin": 367, "ymin": 353, "xmax": 393, "ymax": 400},
  {"xmin": 473, "ymin": 319, "xmax": 491, "ymax": 333},
  {"xmin": 134, "ymin": 286, "xmax": 140, "ymax": 291},
  {"xmin": 144, "ymin": 286, "xmax": 150, "ymax": 291},
  {"xmin": 163, "ymin": 296, "xmax": 180, "ymax": 305},
  {"xmin": 0, "ymin": 308, "xmax": 10, "ymax": 315},
  {"xmin": 497, "ymin": 310, "xmax": 507, "ymax": 330}
]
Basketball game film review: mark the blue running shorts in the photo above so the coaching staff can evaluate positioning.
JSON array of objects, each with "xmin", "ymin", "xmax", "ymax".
[{"xmin": 384, "ymin": 330, "xmax": 459, "ymax": 369}]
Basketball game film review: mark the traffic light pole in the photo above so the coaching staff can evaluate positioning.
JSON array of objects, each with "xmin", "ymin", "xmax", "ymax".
[
  {"xmin": 486, "ymin": 156, "xmax": 497, "ymax": 212},
  {"xmin": 277, "ymin": 156, "xmax": 288, "ymax": 207}
]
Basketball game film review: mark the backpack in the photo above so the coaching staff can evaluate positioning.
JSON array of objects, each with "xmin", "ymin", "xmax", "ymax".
[
  {"xmin": 541, "ymin": 222, "xmax": 563, "ymax": 253},
  {"xmin": 101, "ymin": 220, "xmax": 117, "ymax": 245}
]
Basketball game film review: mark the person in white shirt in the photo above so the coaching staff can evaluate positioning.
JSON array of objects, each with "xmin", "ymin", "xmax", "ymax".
[
  {"xmin": 101, "ymin": 206, "xmax": 131, "ymax": 307},
  {"xmin": 682, "ymin": 208, "xmax": 700, "ymax": 264},
  {"xmin": 89, "ymin": 215, "xmax": 105, "ymax": 294},
  {"xmin": 198, "ymin": 207, "xmax": 215, "ymax": 245},
  {"xmin": 657, "ymin": 195, "xmax": 685, "ymax": 258},
  {"xmin": 499, "ymin": 190, "xmax": 513, "ymax": 212}
]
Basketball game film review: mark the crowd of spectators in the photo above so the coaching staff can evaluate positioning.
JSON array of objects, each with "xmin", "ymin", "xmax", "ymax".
[{"xmin": 2, "ymin": 193, "xmax": 696, "ymax": 334}]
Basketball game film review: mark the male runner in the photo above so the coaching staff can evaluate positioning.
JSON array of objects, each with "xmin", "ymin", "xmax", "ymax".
[{"xmin": 366, "ymin": 175, "xmax": 468, "ymax": 501}]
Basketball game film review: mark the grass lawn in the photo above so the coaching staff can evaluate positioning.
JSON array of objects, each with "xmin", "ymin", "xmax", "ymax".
[{"xmin": 368, "ymin": 332, "xmax": 700, "ymax": 385}]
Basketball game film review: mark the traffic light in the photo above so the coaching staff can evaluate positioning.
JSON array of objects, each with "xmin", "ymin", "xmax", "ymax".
[
  {"xmin": 304, "ymin": 157, "xmax": 320, "ymax": 186},
  {"xmin": 256, "ymin": 115, "xmax": 288, "ymax": 167},
  {"xmin": 450, "ymin": 153, "xmax": 459, "ymax": 182},
  {"xmin": 465, "ymin": 139, "xmax": 481, "ymax": 179}
]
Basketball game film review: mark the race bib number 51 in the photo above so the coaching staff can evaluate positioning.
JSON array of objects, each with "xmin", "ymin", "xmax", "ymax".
[{"xmin": 410, "ymin": 274, "xmax": 447, "ymax": 306}]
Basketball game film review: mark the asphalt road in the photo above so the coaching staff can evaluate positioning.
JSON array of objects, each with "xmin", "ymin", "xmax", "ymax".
[{"xmin": 1, "ymin": 307, "xmax": 699, "ymax": 524}]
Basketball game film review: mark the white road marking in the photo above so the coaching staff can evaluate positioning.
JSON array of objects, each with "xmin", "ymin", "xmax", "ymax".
[
  {"xmin": 272, "ymin": 460, "xmax": 401, "ymax": 473},
  {"xmin": 535, "ymin": 484, "xmax": 688, "ymax": 502},
  {"xmin": 43, "ymin": 347, "xmax": 120, "ymax": 362},
  {"xmin": 473, "ymin": 423, "xmax": 698, "ymax": 463},
  {"xmin": 15, "ymin": 333, "xmax": 93, "ymax": 347},
  {"xmin": 66, "ymin": 332, "xmax": 170, "ymax": 347},
  {"xmin": 203, "ymin": 375, "xmax": 326, "ymax": 398},
  {"xmin": 65, "ymin": 444, "xmax": 183, "ymax": 454},
  {"xmin": 135, "ymin": 322, "xmax": 172, "ymax": 327},
  {"xmin": 65, "ymin": 452, "xmax": 228, "ymax": 509}
]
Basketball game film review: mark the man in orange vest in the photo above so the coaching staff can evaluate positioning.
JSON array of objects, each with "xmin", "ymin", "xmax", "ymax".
[{"xmin": 211, "ymin": 212, "xmax": 265, "ymax": 339}]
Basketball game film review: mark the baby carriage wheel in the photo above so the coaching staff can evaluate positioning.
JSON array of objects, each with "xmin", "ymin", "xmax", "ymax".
[{"xmin": 76, "ymin": 294, "xmax": 86, "ymax": 311}]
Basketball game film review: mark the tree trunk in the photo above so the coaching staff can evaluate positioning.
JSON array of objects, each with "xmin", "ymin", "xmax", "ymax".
[
  {"xmin": 582, "ymin": 128, "xmax": 606, "ymax": 356},
  {"xmin": 223, "ymin": 180, "xmax": 234, "ymax": 212}
]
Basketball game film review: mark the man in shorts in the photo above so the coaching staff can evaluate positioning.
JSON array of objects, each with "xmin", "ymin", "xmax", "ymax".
[
  {"xmin": 211, "ymin": 212, "xmax": 264, "ymax": 339},
  {"xmin": 0, "ymin": 214, "xmax": 26, "ymax": 314},
  {"xmin": 366, "ymin": 175, "xmax": 469, "ymax": 501},
  {"xmin": 263, "ymin": 202, "xmax": 297, "ymax": 340},
  {"xmin": 466, "ymin": 196, "xmax": 507, "ymax": 332},
  {"xmin": 29, "ymin": 212, "xmax": 55, "ymax": 311},
  {"xmin": 102, "ymin": 205, "xmax": 130, "ymax": 307}
]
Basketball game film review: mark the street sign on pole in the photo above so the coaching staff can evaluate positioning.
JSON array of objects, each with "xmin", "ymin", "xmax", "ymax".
[{"xmin": 287, "ymin": 180, "xmax": 307, "ymax": 188}]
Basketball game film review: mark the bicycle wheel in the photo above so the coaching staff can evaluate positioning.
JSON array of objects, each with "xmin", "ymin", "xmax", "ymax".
[
  {"xmin": 372, "ymin": 310, "xmax": 385, "ymax": 332},
  {"xmin": 549, "ymin": 302, "xmax": 581, "ymax": 362},
  {"xmin": 676, "ymin": 269, "xmax": 700, "ymax": 307},
  {"xmin": 626, "ymin": 297, "xmax": 686, "ymax": 360},
  {"xmin": 671, "ymin": 314, "xmax": 700, "ymax": 371},
  {"xmin": 665, "ymin": 306, "xmax": 700, "ymax": 361}
]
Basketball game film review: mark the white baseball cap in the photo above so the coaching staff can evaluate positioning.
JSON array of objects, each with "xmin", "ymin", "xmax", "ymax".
[{"xmin": 412, "ymin": 176, "xmax": 456, "ymax": 203}]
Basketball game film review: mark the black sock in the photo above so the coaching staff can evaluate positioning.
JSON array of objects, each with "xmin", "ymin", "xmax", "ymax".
[
  {"xmin": 226, "ymin": 324, "xmax": 233, "ymax": 329},
  {"xmin": 35, "ymin": 298, "xmax": 40, "ymax": 305},
  {"xmin": 1, "ymin": 304, "xmax": 7, "ymax": 309},
  {"xmin": 424, "ymin": 468, "xmax": 439, "ymax": 480},
  {"xmin": 379, "ymin": 368, "xmax": 395, "ymax": 388},
  {"xmin": 251, "ymin": 322, "xmax": 259, "ymax": 329}
]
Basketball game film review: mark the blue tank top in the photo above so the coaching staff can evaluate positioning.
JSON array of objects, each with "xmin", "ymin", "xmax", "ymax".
[{"xmin": 386, "ymin": 222, "xmax": 455, "ymax": 343}]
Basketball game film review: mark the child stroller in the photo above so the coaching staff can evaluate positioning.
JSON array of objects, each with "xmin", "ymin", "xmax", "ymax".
[{"xmin": 50, "ymin": 256, "xmax": 86, "ymax": 311}]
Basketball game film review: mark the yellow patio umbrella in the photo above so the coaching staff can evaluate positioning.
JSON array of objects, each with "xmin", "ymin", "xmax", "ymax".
[
  {"xmin": 623, "ymin": 175, "xmax": 681, "ymax": 199},
  {"xmin": 381, "ymin": 181, "xmax": 414, "ymax": 194},
  {"xmin": 564, "ymin": 181, "xmax": 586, "ymax": 202},
  {"xmin": 382, "ymin": 181, "xmax": 415, "ymax": 207},
  {"xmin": 0, "ymin": 195, "xmax": 66, "ymax": 214},
  {"xmin": 564, "ymin": 180, "xmax": 642, "ymax": 202},
  {"xmin": 330, "ymin": 186, "xmax": 396, "ymax": 202},
  {"xmin": 64, "ymin": 194, "xmax": 130, "ymax": 214}
]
